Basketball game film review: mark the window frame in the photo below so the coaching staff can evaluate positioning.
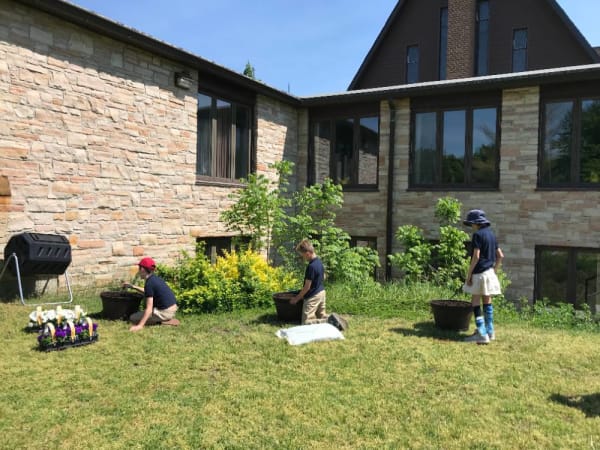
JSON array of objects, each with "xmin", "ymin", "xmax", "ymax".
[
  {"xmin": 439, "ymin": 7, "xmax": 448, "ymax": 81},
  {"xmin": 197, "ymin": 236, "xmax": 251, "ymax": 264},
  {"xmin": 539, "ymin": 83, "xmax": 600, "ymax": 189},
  {"xmin": 196, "ymin": 90, "xmax": 254, "ymax": 186},
  {"xmin": 409, "ymin": 94, "xmax": 501, "ymax": 190},
  {"xmin": 535, "ymin": 245, "xmax": 600, "ymax": 312},
  {"xmin": 475, "ymin": 0, "xmax": 490, "ymax": 76},
  {"xmin": 406, "ymin": 44, "xmax": 420, "ymax": 84},
  {"xmin": 309, "ymin": 108, "xmax": 380, "ymax": 191},
  {"xmin": 512, "ymin": 28, "xmax": 528, "ymax": 73}
]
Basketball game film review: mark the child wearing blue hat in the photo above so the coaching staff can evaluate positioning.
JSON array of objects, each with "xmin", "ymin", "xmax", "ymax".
[{"xmin": 462, "ymin": 209, "xmax": 504, "ymax": 344}]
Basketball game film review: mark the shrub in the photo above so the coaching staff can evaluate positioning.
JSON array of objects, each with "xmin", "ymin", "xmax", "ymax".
[
  {"xmin": 388, "ymin": 196, "xmax": 470, "ymax": 292},
  {"xmin": 156, "ymin": 243, "xmax": 298, "ymax": 314},
  {"xmin": 222, "ymin": 161, "xmax": 379, "ymax": 283}
]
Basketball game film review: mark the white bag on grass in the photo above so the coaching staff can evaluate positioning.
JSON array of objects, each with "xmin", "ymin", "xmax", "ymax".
[{"xmin": 276, "ymin": 323, "xmax": 345, "ymax": 346}]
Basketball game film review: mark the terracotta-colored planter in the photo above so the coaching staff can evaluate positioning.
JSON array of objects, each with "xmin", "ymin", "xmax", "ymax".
[{"xmin": 430, "ymin": 299, "xmax": 473, "ymax": 331}]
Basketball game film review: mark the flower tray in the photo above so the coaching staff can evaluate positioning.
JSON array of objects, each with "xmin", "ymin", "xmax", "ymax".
[
  {"xmin": 100, "ymin": 290, "xmax": 143, "ymax": 320},
  {"xmin": 273, "ymin": 292, "xmax": 302, "ymax": 322},
  {"xmin": 39, "ymin": 335, "xmax": 99, "ymax": 352}
]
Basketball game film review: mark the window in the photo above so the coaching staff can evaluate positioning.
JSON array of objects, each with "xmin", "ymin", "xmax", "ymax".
[
  {"xmin": 475, "ymin": 0, "xmax": 490, "ymax": 76},
  {"xmin": 411, "ymin": 105, "xmax": 499, "ymax": 188},
  {"xmin": 541, "ymin": 96, "xmax": 600, "ymax": 187},
  {"xmin": 536, "ymin": 246, "xmax": 600, "ymax": 314},
  {"xmin": 197, "ymin": 236, "xmax": 250, "ymax": 264},
  {"xmin": 439, "ymin": 8, "xmax": 448, "ymax": 80},
  {"xmin": 406, "ymin": 45, "xmax": 419, "ymax": 84},
  {"xmin": 312, "ymin": 115, "xmax": 379, "ymax": 188},
  {"xmin": 197, "ymin": 92, "xmax": 251, "ymax": 181},
  {"xmin": 512, "ymin": 29, "xmax": 528, "ymax": 72}
]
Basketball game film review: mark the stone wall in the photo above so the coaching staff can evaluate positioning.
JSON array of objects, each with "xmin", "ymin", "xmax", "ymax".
[{"xmin": 0, "ymin": 1, "xmax": 297, "ymax": 288}]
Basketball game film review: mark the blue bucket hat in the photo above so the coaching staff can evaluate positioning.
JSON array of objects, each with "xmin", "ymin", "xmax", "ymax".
[{"xmin": 463, "ymin": 209, "xmax": 491, "ymax": 226}]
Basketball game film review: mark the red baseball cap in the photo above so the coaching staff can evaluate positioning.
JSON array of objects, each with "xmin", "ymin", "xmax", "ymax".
[{"xmin": 138, "ymin": 257, "xmax": 156, "ymax": 271}]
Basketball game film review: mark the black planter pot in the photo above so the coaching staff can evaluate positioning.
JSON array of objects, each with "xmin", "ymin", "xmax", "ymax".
[
  {"xmin": 430, "ymin": 299, "xmax": 473, "ymax": 331},
  {"xmin": 100, "ymin": 291, "xmax": 143, "ymax": 320},
  {"xmin": 273, "ymin": 292, "xmax": 303, "ymax": 322}
]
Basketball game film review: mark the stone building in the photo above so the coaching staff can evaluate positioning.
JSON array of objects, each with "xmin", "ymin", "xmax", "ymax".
[{"xmin": 1, "ymin": 0, "xmax": 599, "ymax": 311}]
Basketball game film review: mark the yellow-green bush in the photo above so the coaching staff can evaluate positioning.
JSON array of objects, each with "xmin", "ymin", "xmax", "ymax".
[{"xmin": 157, "ymin": 244, "xmax": 298, "ymax": 314}]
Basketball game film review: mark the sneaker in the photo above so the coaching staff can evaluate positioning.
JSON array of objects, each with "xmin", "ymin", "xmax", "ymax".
[
  {"xmin": 464, "ymin": 331, "xmax": 490, "ymax": 345},
  {"xmin": 328, "ymin": 313, "xmax": 348, "ymax": 331},
  {"xmin": 488, "ymin": 332, "xmax": 495, "ymax": 341}
]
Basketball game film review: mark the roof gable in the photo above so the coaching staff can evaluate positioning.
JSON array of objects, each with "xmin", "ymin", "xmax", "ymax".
[{"xmin": 348, "ymin": 0, "xmax": 599, "ymax": 91}]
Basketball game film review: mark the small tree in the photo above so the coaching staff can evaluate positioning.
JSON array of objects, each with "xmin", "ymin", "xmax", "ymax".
[
  {"xmin": 388, "ymin": 196, "xmax": 470, "ymax": 292},
  {"xmin": 243, "ymin": 61, "xmax": 256, "ymax": 79},
  {"xmin": 222, "ymin": 162, "xmax": 379, "ymax": 282},
  {"xmin": 221, "ymin": 161, "xmax": 292, "ymax": 256}
]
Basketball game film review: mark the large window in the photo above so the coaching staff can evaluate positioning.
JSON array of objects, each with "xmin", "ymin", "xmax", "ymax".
[
  {"xmin": 411, "ymin": 104, "xmax": 499, "ymax": 188},
  {"xmin": 312, "ymin": 115, "xmax": 379, "ymax": 188},
  {"xmin": 512, "ymin": 28, "xmax": 528, "ymax": 72},
  {"xmin": 406, "ymin": 45, "xmax": 419, "ymax": 84},
  {"xmin": 439, "ymin": 8, "xmax": 448, "ymax": 81},
  {"xmin": 475, "ymin": 0, "xmax": 490, "ymax": 76},
  {"xmin": 536, "ymin": 246, "xmax": 600, "ymax": 314},
  {"xmin": 541, "ymin": 95, "xmax": 600, "ymax": 187},
  {"xmin": 197, "ymin": 92, "xmax": 251, "ymax": 181}
]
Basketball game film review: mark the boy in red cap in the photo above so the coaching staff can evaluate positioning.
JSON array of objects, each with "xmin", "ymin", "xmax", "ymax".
[{"xmin": 122, "ymin": 257, "xmax": 179, "ymax": 331}]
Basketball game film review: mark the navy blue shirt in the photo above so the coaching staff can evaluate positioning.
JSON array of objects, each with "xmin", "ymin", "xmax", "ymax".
[
  {"xmin": 471, "ymin": 225, "xmax": 498, "ymax": 274},
  {"xmin": 304, "ymin": 257, "xmax": 325, "ymax": 299},
  {"xmin": 144, "ymin": 274, "xmax": 177, "ymax": 310}
]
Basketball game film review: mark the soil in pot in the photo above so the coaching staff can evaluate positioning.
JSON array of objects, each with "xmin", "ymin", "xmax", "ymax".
[
  {"xmin": 430, "ymin": 299, "xmax": 473, "ymax": 331},
  {"xmin": 100, "ymin": 291, "xmax": 144, "ymax": 321},
  {"xmin": 273, "ymin": 292, "xmax": 303, "ymax": 323}
]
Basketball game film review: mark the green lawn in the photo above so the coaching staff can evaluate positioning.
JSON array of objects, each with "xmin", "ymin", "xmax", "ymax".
[{"xmin": 0, "ymin": 287, "xmax": 599, "ymax": 449}]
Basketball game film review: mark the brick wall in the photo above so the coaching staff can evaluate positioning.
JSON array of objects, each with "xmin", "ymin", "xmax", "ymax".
[
  {"xmin": 0, "ymin": 1, "xmax": 297, "ymax": 289},
  {"xmin": 447, "ymin": 0, "xmax": 476, "ymax": 79}
]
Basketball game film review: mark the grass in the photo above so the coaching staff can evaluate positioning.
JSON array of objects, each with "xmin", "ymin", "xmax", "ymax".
[{"xmin": 0, "ymin": 283, "xmax": 599, "ymax": 449}]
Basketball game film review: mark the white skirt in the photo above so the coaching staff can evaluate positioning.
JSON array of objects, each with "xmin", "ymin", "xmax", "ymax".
[{"xmin": 463, "ymin": 268, "xmax": 501, "ymax": 296}]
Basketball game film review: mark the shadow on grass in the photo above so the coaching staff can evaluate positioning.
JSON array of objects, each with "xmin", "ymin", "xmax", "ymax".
[
  {"xmin": 252, "ymin": 313, "xmax": 301, "ymax": 327},
  {"xmin": 550, "ymin": 393, "xmax": 600, "ymax": 418},
  {"xmin": 390, "ymin": 321, "xmax": 466, "ymax": 341}
]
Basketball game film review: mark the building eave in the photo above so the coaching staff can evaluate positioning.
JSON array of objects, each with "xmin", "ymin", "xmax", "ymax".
[{"xmin": 301, "ymin": 64, "xmax": 600, "ymax": 107}]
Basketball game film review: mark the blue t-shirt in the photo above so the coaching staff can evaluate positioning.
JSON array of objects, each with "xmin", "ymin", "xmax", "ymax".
[
  {"xmin": 304, "ymin": 257, "xmax": 325, "ymax": 299},
  {"xmin": 471, "ymin": 225, "xmax": 498, "ymax": 274},
  {"xmin": 144, "ymin": 274, "xmax": 177, "ymax": 310}
]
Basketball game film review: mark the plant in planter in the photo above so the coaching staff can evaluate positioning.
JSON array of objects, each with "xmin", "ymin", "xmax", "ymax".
[{"xmin": 388, "ymin": 197, "xmax": 474, "ymax": 331}]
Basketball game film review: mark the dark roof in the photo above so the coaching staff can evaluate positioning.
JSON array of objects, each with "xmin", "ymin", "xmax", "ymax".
[
  {"xmin": 15, "ymin": 0, "xmax": 301, "ymax": 106},
  {"xmin": 304, "ymin": 63, "xmax": 600, "ymax": 106},
  {"xmin": 348, "ymin": 0, "xmax": 600, "ymax": 91}
]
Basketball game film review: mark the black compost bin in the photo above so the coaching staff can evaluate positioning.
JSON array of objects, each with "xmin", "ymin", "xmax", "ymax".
[{"xmin": 4, "ymin": 233, "xmax": 71, "ymax": 276}]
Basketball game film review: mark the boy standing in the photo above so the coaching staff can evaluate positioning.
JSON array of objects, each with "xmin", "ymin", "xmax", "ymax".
[{"xmin": 462, "ymin": 210, "xmax": 504, "ymax": 344}]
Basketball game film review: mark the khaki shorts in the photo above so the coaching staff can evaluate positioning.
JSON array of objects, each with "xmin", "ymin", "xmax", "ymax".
[
  {"xmin": 130, "ymin": 305, "xmax": 177, "ymax": 325},
  {"xmin": 463, "ymin": 268, "xmax": 501, "ymax": 296}
]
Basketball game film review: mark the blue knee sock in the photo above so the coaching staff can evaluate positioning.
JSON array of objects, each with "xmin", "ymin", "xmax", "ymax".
[
  {"xmin": 473, "ymin": 305, "xmax": 487, "ymax": 336},
  {"xmin": 484, "ymin": 304, "xmax": 494, "ymax": 336}
]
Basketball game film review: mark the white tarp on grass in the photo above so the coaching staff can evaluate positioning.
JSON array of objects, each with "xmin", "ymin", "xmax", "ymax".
[{"xmin": 276, "ymin": 323, "xmax": 345, "ymax": 346}]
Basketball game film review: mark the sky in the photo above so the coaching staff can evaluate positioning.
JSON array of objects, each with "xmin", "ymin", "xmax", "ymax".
[{"xmin": 66, "ymin": 0, "xmax": 600, "ymax": 97}]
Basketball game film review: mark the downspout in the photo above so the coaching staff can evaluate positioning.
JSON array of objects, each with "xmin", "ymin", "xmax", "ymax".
[{"xmin": 385, "ymin": 100, "xmax": 396, "ymax": 281}]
